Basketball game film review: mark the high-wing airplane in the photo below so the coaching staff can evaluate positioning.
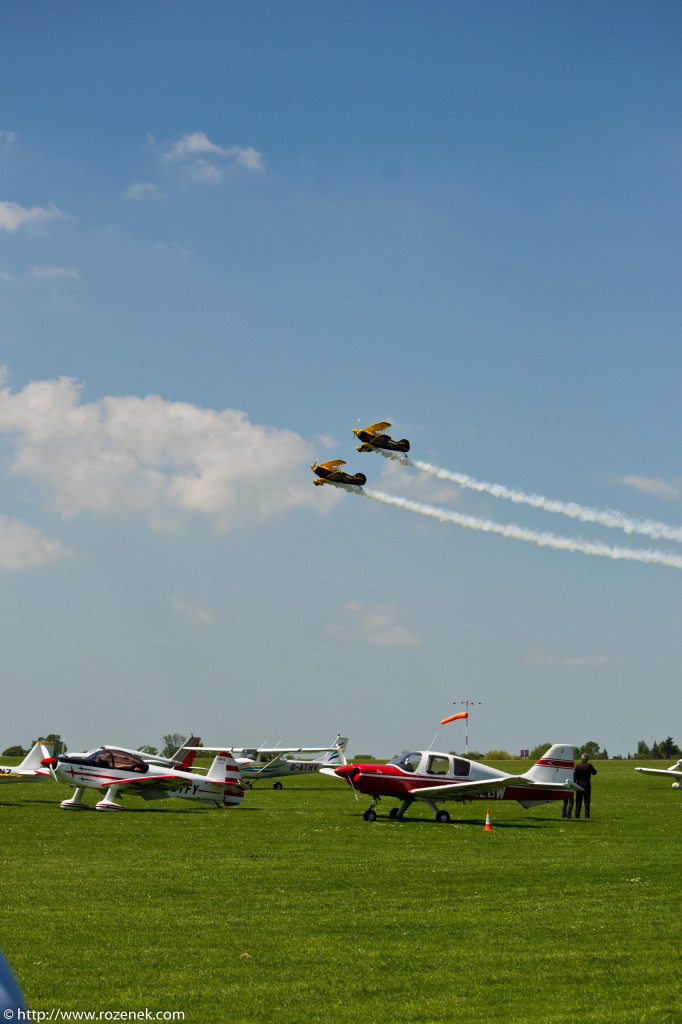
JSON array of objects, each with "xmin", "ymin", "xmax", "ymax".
[
  {"xmin": 635, "ymin": 759, "xmax": 682, "ymax": 789},
  {"xmin": 40, "ymin": 746, "xmax": 243, "ymax": 811},
  {"xmin": 311, "ymin": 460, "xmax": 367, "ymax": 488},
  {"xmin": 353, "ymin": 421, "xmax": 410, "ymax": 454},
  {"xmin": 193, "ymin": 736, "xmax": 348, "ymax": 789},
  {"xmin": 323, "ymin": 744, "xmax": 580, "ymax": 822},
  {"xmin": 0, "ymin": 742, "xmax": 54, "ymax": 785}
]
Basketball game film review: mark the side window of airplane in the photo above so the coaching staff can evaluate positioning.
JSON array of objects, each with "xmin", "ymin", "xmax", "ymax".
[
  {"xmin": 90, "ymin": 749, "xmax": 114, "ymax": 768},
  {"xmin": 109, "ymin": 750, "xmax": 149, "ymax": 773},
  {"xmin": 426, "ymin": 755, "xmax": 450, "ymax": 775},
  {"xmin": 452, "ymin": 758, "xmax": 471, "ymax": 778}
]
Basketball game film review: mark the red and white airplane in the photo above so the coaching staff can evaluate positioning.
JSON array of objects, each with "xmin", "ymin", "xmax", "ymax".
[
  {"xmin": 40, "ymin": 745, "xmax": 243, "ymax": 811},
  {"xmin": 324, "ymin": 744, "xmax": 580, "ymax": 822}
]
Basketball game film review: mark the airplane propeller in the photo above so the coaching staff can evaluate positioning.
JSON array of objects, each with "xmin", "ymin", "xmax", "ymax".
[{"xmin": 40, "ymin": 755, "xmax": 59, "ymax": 782}]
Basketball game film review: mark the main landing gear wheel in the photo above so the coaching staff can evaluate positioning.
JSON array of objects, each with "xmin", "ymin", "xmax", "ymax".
[
  {"xmin": 388, "ymin": 807, "xmax": 400, "ymax": 819},
  {"xmin": 435, "ymin": 810, "xmax": 450, "ymax": 824},
  {"xmin": 273, "ymin": 782, "xmax": 283, "ymax": 790},
  {"xmin": 363, "ymin": 808, "xmax": 377, "ymax": 821}
]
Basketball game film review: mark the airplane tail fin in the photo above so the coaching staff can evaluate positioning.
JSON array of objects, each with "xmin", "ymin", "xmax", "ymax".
[
  {"xmin": 203, "ymin": 751, "xmax": 243, "ymax": 807},
  {"xmin": 169, "ymin": 735, "xmax": 202, "ymax": 771},
  {"xmin": 521, "ymin": 745, "xmax": 575, "ymax": 785},
  {"xmin": 322, "ymin": 736, "xmax": 348, "ymax": 766},
  {"xmin": 206, "ymin": 751, "xmax": 241, "ymax": 784},
  {"xmin": 17, "ymin": 742, "xmax": 54, "ymax": 772}
]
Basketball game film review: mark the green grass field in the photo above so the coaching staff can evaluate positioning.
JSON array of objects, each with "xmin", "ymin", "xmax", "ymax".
[{"xmin": 1, "ymin": 759, "xmax": 680, "ymax": 1024}]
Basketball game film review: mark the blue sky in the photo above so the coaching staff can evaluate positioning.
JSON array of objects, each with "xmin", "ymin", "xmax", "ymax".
[{"xmin": 1, "ymin": 1, "xmax": 681, "ymax": 759}]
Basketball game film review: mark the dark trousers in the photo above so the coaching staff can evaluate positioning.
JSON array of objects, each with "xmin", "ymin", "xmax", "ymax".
[
  {"xmin": 562, "ymin": 796, "xmax": 574, "ymax": 817},
  {"xmin": 575, "ymin": 788, "xmax": 591, "ymax": 818}
]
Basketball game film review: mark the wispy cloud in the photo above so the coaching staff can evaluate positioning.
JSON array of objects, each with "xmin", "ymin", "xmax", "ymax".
[
  {"xmin": 123, "ymin": 182, "xmax": 160, "ymax": 200},
  {"xmin": 160, "ymin": 131, "xmax": 264, "ymax": 185},
  {"xmin": 524, "ymin": 648, "xmax": 608, "ymax": 669},
  {"xmin": 0, "ymin": 201, "xmax": 69, "ymax": 233},
  {"xmin": 171, "ymin": 597, "xmax": 216, "ymax": 627},
  {"xmin": 0, "ymin": 375, "xmax": 326, "ymax": 532},
  {"xmin": 29, "ymin": 265, "xmax": 79, "ymax": 280},
  {"xmin": 615, "ymin": 474, "xmax": 681, "ymax": 501},
  {"xmin": 0, "ymin": 514, "xmax": 72, "ymax": 570},
  {"xmin": 325, "ymin": 601, "xmax": 420, "ymax": 648},
  {"xmin": 0, "ymin": 131, "xmax": 16, "ymax": 144}
]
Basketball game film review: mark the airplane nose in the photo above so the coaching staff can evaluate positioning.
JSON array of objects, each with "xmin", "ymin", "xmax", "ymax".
[
  {"xmin": 335, "ymin": 764, "xmax": 360, "ymax": 781},
  {"xmin": 41, "ymin": 757, "xmax": 58, "ymax": 768}
]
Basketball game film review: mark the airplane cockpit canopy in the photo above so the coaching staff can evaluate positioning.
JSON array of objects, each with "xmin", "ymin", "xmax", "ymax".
[
  {"xmin": 388, "ymin": 752, "xmax": 423, "ymax": 773},
  {"xmin": 83, "ymin": 747, "xmax": 150, "ymax": 773}
]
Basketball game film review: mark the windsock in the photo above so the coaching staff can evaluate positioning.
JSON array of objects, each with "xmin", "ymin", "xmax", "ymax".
[{"xmin": 441, "ymin": 712, "xmax": 469, "ymax": 725}]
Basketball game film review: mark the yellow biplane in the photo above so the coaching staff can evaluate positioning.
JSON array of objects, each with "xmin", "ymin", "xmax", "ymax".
[
  {"xmin": 310, "ymin": 459, "xmax": 367, "ymax": 488},
  {"xmin": 353, "ymin": 420, "xmax": 410, "ymax": 454}
]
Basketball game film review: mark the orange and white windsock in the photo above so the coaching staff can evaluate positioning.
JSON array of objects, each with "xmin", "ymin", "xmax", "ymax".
[{"xmin": 440, "ymin": 712, "xmax": 469, "ymax": 725}]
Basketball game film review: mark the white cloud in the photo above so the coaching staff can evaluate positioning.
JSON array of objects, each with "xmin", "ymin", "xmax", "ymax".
[
  {"xmin": 188, "ymin": 158, "xmax": 223, "ymax": 186},
  {"xmin": 616, "ymin": 474, "xmax": 681, "ymax": 501},
  {"xmin": 0, "ymin": 132, "xmax": 16, "ymax": 144},
  {"xmin": 0, "ymin": 376, "xmax": 327, "ymax": 531},
  {"xmin": 123, "ymin": 182, "xmax": 159, "ymax": 200},
  {"xmin": 0, "ymin": 201, "xmax": 69, "ymax": 233},
  {"xmin": 171, "ymin": 597, "xmax": 215, "ymax": 627},
  {"xmin": 325, "ymin": 601, "xmax": 420, "ymax": 648},
  {"xmin": 160, "ymin": 132, "xmax": 264, "ymax": 184},
  {"xmin": 524, "ymin": 649, "xmax": 608, "ymax": 669},
  {"xmin": 29, "ymin": 265, "xmax": 79, "ymax": 280},
  {"xmin": 0, "ymin": 514, "xmax": 72, "ymax": 570}
]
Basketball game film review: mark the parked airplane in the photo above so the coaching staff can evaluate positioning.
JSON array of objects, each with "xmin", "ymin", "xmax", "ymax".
[
  {"xmin": 353, "ymin": 420, "xmax": 410, "ymax": 454},
  {"xmin": 193, "ymin": 736, "xmax": 348, "ymax": 788},
  {"xmin": 40, "ymin": 746, "xmax": 243, "ymax": 811},
  {"xmin": 323, "ymin": 744, "xmax": 580, "ymax": 822},
  {"xmin": 635, "ymin": 759, "xmax": 682, "ymax": 789},
  {"xmin": 0, "ymin": 742, "xmax": 54, "ymax": 785}
]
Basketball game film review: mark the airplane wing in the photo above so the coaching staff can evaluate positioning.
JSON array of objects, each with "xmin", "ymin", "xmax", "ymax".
[
  {"xmin": 410, "ymin": 776, "xmax": 581, "ymax": 799},
  {"xmin": 364, "ymin": 421, "xmax": 391, "ymax": 435},
  {"xmin": 635, "ymin": 767, "xmax": 682, "ymax": 779},
  {"xmin": 191, "ymin": 746, "xmax": 340, "ymax": 755},
  {"xmin": 96, "ymin": 774, "xmax": 192, "ymax": 793}
]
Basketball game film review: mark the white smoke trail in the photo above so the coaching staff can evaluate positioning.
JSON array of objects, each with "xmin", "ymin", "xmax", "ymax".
[
  {"xmin": 377, "ymin": 451, "xmax": 682, "ymax": 544},
  {"xmin": 359, "ymin": 487, "xmax": 682, "ymax": 570}
]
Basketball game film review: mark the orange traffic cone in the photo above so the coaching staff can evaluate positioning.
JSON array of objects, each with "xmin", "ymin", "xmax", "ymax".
[{"xmin": 483, "ymin": 808, "xmax": 493, "ymax": 831}]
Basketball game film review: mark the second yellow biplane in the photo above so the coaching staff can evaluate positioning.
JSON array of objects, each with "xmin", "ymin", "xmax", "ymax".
[
  {"xmin": 353, "ymin": 420, "xmax": 410, "ymax": 454},
  {"xmin": 311, "ymin": 460, "xmax": 367, "ymax": 488}
]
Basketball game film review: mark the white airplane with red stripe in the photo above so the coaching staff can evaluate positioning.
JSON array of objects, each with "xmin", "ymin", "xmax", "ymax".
[
  {"xmin": 324, "ymin": 744, "xmax": 580, "ymax": 822},
  {"xmin": 40, "ymin": 746, "xmax": 244, "ymax": 811}
]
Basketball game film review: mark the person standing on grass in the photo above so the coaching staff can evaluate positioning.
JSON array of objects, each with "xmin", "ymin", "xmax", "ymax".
[
  {"xmin": 561, "ymin": 791, "xmax": 574, "ymax": 818},
  {"xmin": 573, "ymin": 753, "xmax": 597, "ymax": 818}
]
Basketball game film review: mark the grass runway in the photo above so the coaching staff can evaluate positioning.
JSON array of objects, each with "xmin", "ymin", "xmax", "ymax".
[{"xmin": 1, "ymin": 759, "xmax": 680, "ymax": 1024}]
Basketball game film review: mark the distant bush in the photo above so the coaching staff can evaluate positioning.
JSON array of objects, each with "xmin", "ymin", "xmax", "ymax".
[
  {"xmin": 2, "ymin": 745, "xmax": 27, "ymax": 758},
  {"xmin": 483, "ymin": 750, "xmax": 514, "ymax": 760}
]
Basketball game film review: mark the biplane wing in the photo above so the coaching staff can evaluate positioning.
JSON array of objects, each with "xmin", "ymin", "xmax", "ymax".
[
  {"xmin": 310, "ymin": 460, "xmax": 366, "ymax": 488},
  {"xmin": 353, "ymin": 420, "xmax": 410, "ymax": 454}
]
